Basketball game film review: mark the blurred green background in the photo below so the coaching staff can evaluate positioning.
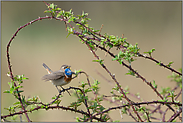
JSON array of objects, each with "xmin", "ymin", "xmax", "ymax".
[{"xmin": 1, "ymin": 1, "xmax": 181, "ymax": 122}]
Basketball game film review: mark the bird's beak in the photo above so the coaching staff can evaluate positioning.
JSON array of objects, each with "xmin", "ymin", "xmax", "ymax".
[{"xmin": 67, "ymin": 66, "xmax": 75, "ymax": 74}]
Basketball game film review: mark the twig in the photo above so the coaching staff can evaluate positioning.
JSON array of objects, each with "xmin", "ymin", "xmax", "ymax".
[
  {"xmin": 138, "ymin": 53, "xmax": 182, "ymax": 76},
  {"xmin": 167, "ymin": 107, "xmax": 182, "ymax": 122},
  {"xmin": 83, "ymin": 100, "xmax": 181, "ymax": 122},
  {"xmin": 77, "ymin": 36, "xmax": 143, "ymax": 122}
]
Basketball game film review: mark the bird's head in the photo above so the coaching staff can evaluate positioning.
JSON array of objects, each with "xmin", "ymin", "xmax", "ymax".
[{"xmin": 61, "ymin": 65, "xmax": 75, "ymax": 78}]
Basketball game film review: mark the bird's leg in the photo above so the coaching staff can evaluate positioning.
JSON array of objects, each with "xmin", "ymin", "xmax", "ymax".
[
  {"xmin": 55, "ymin": 85, "xmax": 62, "ymax": 94},
  {"xmin": 61, "ymin": 86, "xmax": 71, "ymax": 96}
]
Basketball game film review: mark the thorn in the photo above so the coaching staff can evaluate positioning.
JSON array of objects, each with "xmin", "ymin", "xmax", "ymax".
[
  {"xmin": 143, "ymin": 54, "xmax": 147, "ymax": 57},
  {"xmin": 99, "ymin": 24, "xmax": 103, "ymax": 34},
  {"xmin": 122, "ymin": 34, "xmax": 124, "ymax": 39},
  {"xmin": 112, "ymin": 74, "xmax": 115, "ymax": 78}
]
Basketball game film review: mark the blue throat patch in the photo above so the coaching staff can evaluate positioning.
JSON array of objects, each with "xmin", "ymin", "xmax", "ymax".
[{"xmin": 65, "ymin": 68, "xmax": 72, "ymax": 78}]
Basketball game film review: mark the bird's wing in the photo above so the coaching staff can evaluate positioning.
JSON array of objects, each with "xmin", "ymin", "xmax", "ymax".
[
  {"xmin": 42, "ymin": 70, "xmax": 65, "ymax": 81},
  {"xmin": 43, "ymin": 63, "xmax": 53, "ymax": 74}
]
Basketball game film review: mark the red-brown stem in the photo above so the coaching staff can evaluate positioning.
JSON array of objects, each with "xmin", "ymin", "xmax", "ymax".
[{"xmin": 77, "ymin": 36, "xmax": 143, "ymax": 122}]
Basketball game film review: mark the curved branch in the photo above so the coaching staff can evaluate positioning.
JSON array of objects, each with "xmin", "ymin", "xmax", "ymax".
[
  {"xmin": 83, "ymin": 100, "xmax": 182, "ymax": 122},
  {"xmin": 1, "ymin": 105, "xmax": 104, "ymax": 122}
]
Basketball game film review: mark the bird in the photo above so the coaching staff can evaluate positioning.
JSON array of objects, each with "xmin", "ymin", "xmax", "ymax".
[{"xmin": 42, "ymin": 63, "xmax": 75, "ymax": 94}]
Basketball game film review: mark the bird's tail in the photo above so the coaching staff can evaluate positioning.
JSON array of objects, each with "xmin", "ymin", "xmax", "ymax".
[{"xmin": 43, "ymin": 63, "xmax": 53, "ymax": 74}]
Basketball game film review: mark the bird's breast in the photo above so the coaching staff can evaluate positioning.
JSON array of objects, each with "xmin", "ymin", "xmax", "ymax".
[{"xmin": 64, "ymin": 76, "xmax": 72, "ymax": 83}]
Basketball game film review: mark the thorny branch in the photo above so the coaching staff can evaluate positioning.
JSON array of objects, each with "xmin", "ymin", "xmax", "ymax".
[
  {"xmin": 77, "ymin": 35, "xmax": 143, "ymax": 122},
  {"xmin": 4, "ymin": 2, "xmax": 182, "ymax": 122}
]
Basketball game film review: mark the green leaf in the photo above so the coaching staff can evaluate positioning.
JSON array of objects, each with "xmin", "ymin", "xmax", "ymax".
[
  {"xmin": 16, "ymin": 90, "xmax": 24, "ymax": 94},
  {"xmin": 93, "ymin": 29, "xmax": 100, "ymax": 32},
  {"xmin": 167, "ymin": 61, "xmax": 174, "ymax": 67},
  {"xmin": 13, "ymin": 101, "xmax": 21, "ymax": 105},
  {"xmin": 56, "ymin": 7, "xmax": 61, "ymax": 11},
  {"xmin": 125, "ymin": 70, "xmax": 135, "ymax": 76},
  {"xmin": 144, "ymin": 48, "xmax": 155, "ymax": 57},
  {"xmin": 76, "ymin": 117, "xmax": 82, "ymax": 122},
  {"xmin": 66, "ymin": 27, "xmax": 74, "ymax": 38},
  {"xmin": 114, "ymin": 120, "xmax": 120, "ymax": 122},
  {"xmin": 44, "ymin": 10, "xmax": 52, "ymax": 13},
  {"xmin": 68, "ymin": 17, "xmax": 76, "ymax": 23},
  {"xmin": 84, "ymin": 88, "xmax": 92, "ymax": 93},
  {"xmin": 69, "ymin": 102, "xmax": 82, "ymax": 110},
  {"xmin": 112, "ymin": 55, "xmax": 119, "ymax": 61},
  {"xmin": 106, "ymin": 42, "xmax": 113, "ymax": 48},
  {"xmin": 152, "ymin": 80, "xmax": 157, "ymax": 89},
  {"xmin": 160, "ymin": 87, "xmax": 171, "ymax": 96},
  {"xmin": 49, "ymin": 3, "xmax": 56, "ymax": 9},
  {"xmin": 93, "ymin": 59, "xmax": 104, "ymax": 65},
  {"xmin": 150, "ymin": 48, "xmax": 155, "ymax": 52},
  {"xmin": 102, "ymin": 114, "xmax": 109, "ymax": 121},
  {"xmin": 45, "ymin": 105, "xmax": 49, "ymax": 110},
  {"xmin": 8, "ymin": 81, "xmax": 13, "ymax": 88},
  {"xmin": 74, "ymin": 69, "xmax": 82, "ymax": 77},
  {"xmin": 10, "ymin": 87, "xmax": 15, "ymax": 94},
  {"xmin": 162, "ymin": 97, "xmax": 168, "ymax": 102},
  {"xmin": 40, "ymin": 105, "xmax": 44, "ymax": 108},
  {"xmin": 118, "ymin": 59, "xmax": 123, "ymax": 64},
  {"xmin": 3, "ymin": 90, "xmax": 10, "ymax": 93},
  {"xmin": 168, "ymin": 71, "xmax": 182, "ymax": 88},
  {"xmin": 14, "ymin": 87, "xmax": 19, "ymax": 90},
  {"xmin": 56, "ymin": 13, "xmax": 61, "ymax": 18},
  {"xmin": 121, "ymin": 107, "xmax": 127, "ymax": 114},
  {"xmin": 79, "ymin": 81, "xmax": 88, "ymax": 88},
  {"xmin": 99, "ymin": 105, "xmax": 105, "ymax": 111},
  {"xmin": 156, "ymin": 61, "xmax": 161, "ymax": 66}
]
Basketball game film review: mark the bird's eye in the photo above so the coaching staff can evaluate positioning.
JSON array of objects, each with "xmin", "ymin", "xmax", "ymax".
[{"xmin": 62, "ymin": 66, "xmax": 67, "ymax": 69}]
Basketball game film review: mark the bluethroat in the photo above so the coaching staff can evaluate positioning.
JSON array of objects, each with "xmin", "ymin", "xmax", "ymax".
[{"xmin": 42, "ymin": 63, "xmax": 75, "ymax": 93}]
